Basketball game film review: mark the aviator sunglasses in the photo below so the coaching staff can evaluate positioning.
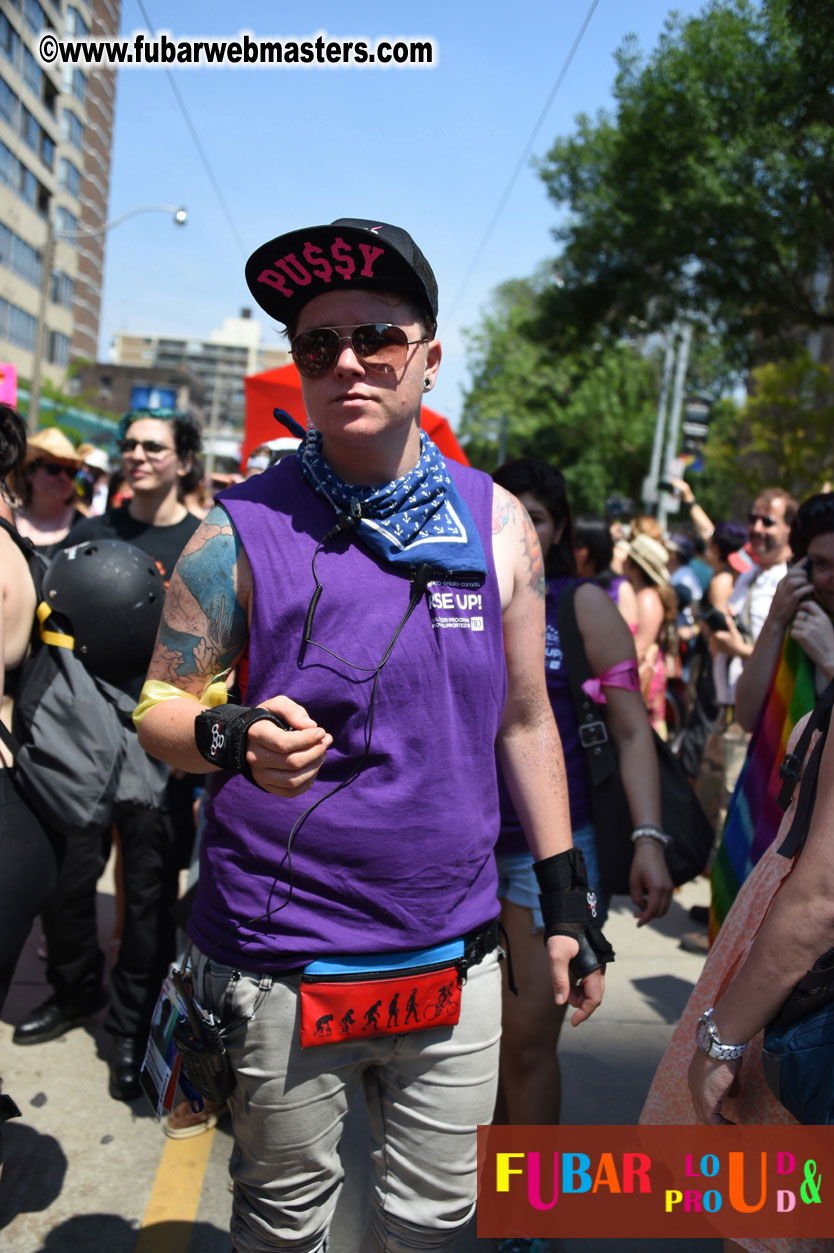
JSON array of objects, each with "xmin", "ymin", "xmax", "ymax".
[
  {"xmin": 291, "ymin": 323, "xmax": 429, "ymax": 380},
  {"xmin": 36, "ymin": 460, "xmax": 77, "ymax": 478},
  {"xmin": 748, "ymin": 511, "xmax": 777, "ymax": 527},
  {"xmin": 119, "ymin": 438, "xmax": 176, "ymax": 458}
]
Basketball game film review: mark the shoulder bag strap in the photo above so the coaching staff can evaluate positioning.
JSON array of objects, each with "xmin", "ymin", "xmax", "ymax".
[
  {"xmin": 0, "ymin": 515, "xmax": 46, "ymax": 603},
  {"xmin": 775, "ymin": 675, "xmax": 834, "ymax": 860},
  {"xmin": 0, "ymin": 514, "xmax": 39, "ymax": 562},
  {"xmin": 556, "ymin": 581, "xmax": 619, "ymax": 787},
  {"xmin": 0, "ymin": 719, "xmax": 19, "ymax": 759},
  {"xmin": 0, "ymin": 517, "xmax": 40, "ymax": 760},
  {"xmin": 776, "ymin": 672, "xmax": 834, "ymax": 812},
  {"xmin": 0, "ymin": 518, "xmax": 63, "ymax": 758}
]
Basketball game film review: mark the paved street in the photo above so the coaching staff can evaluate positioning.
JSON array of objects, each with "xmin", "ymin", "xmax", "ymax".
[{"xmin": 0, "ymin": 867, "xmax": 723, "ymax": 1253}]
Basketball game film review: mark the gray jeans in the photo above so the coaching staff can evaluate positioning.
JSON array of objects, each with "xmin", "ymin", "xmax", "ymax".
[{"xmin": 191, "ymin": 944, "xmax": 501, "ymax": 1252}]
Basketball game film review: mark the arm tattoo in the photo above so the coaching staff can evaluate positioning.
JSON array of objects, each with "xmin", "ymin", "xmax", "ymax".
[
  {"xmin": 151, "ymin": 505, "xmax": 249, "ymax": 684},
  {"xmin": 492, "ymin": 489, "xmax": 513, "ymax": 536},
  {"xmin": 518, "ymin": 502, "xmax": 546, "ymax": 599}
]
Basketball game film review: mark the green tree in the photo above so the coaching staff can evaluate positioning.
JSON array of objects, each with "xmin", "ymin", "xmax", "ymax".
[
  {"xmin": 703, "ymin": 351, "xmax": 834, "ymax": 503},
  {"xmin": 535, "ymin": 0, "xmax": 834, "ymax": 364},
  {"xmin": 459, "ymin": 276, "xmax": 660, "ymax": 513}
]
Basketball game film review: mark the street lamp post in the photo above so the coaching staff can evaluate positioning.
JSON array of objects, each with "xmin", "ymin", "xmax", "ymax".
[
  {"xmin": 658, "ymin": 320, "xmax": 693, "ymax": 530},
  {"xmin": 27, "ymin": 204, "xmax": 187, "ymax": 435}
]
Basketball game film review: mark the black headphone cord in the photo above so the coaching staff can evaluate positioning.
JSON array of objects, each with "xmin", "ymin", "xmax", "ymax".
[{"xmin": 216, "ymin": 554, "xmax": 436, "ymax": 949}]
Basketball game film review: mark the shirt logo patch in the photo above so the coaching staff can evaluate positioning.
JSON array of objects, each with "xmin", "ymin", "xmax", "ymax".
[
  {"xmin": 544, "ymin": 622, "xmax": 563, "ymax": 671},
  {"xmin": 429, "ymin": 587, "xmax": 488, "ymax": 632}
]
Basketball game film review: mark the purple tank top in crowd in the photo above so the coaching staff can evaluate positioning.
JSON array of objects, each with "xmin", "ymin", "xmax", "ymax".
[
  {"xmin": 605, "ymin": 574, "xmax": 626, "ymax": 607},
  {"xmin": 496, "ymin": 575, "xmax": 592, "ymax": 855},
  {"xmin": 188, "ymin": 455, "xmax": 507, "ymax": 971}
]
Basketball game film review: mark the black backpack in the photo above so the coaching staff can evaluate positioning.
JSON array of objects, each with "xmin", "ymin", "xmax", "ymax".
[
  {"xmin": 0, "ymin": 518, "xmax": 148, "ymax": 836},
  {"xmin": 557, "ymin": 582, "xmax": 714, "ymax": 892}
]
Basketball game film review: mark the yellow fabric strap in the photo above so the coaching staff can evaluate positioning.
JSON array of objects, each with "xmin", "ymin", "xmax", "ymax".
[
  {"xmin": 37, "ymin": 601, "xmax": 74, "ymax": 649},
  {"xmin": 132, "ymin": 677, "xmax": 229, "ymax": 728}
]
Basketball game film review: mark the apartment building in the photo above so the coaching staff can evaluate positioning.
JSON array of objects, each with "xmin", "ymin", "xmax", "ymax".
[
  {"xmin": 0, "ymin": 0, "xmax": 119, "ymax": 388},
  {"xmin": 112, "ymin": 310, "xmax": 290, "ymax": 426}
]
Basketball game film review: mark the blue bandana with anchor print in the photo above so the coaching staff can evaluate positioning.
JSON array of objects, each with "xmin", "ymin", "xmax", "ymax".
[{"xmin": 286, "ymin": 414, "xmax": 487, "ymax": 576}]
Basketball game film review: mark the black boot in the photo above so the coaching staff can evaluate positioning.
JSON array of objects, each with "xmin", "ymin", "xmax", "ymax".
[
  {"xmin": 108, "ymin": 1037, "xmax": 143, "ymax": 1102},
  {"xmin": 12, "ymin": 991, "xmax": 106, "ymax": 1046}
]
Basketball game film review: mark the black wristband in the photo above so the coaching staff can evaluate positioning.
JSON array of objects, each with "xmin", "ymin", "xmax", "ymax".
[
  {"xmin": 194, "ymin": 704, "xmax": 291, "ymax": 788},
  {"xmin": 532, "ymin": 846, "xmax": 589, "ymax": 893},
  {"xmin": 533, "ymin": 848, "xmax": 616, "ymax": 982}
]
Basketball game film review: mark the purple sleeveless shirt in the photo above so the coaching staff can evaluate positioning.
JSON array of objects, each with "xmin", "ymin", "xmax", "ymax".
[
  {"xmin": 605, "ymin": 574, "xmax": 627, "ymax": 607},
  {"xmin": 188, "ymin": 456, "xmax": 507, "ymax": 970}
]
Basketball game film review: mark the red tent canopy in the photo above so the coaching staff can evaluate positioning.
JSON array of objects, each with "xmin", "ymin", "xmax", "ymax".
[{"xmin": 242, "ymin": 362, "xmax": 468, "ymax": 469}]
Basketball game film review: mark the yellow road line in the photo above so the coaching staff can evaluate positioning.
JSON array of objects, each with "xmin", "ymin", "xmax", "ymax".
[{"xmin": 135, "ymin": 1127, "xmax": 217, "ymax": 1252}]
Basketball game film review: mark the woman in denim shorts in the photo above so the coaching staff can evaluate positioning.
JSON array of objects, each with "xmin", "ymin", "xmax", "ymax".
[{"xmin": 491, "ymin": 460, "xmax": 673, "ymax": 1253}]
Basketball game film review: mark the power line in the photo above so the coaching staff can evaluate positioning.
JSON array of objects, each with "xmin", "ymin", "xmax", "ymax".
[
  {"xmin": 442, "ymin": 0, "xmax": 600, "ymax": 328},
  {"xmin": 135, "ymin": 0, "xmax": 247, "ymax": 256}
]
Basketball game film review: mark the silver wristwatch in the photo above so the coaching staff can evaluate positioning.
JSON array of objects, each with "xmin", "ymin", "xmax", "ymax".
[{"xmin": 694, "ymin": 1007, "xmax": 747, "ymax": 1060}]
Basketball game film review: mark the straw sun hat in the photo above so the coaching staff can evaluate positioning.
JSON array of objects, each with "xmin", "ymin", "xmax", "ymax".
[
  {"xmin": 9, "ymin": 428, "xmax": 81, "ymax": 504},
  {"xmin": 22, "ymin": 427, "xmax": 82, "ymax": 468},
  {"xmin": 626, "ymin": 533, "xmax": 670, "ymax": 586}
]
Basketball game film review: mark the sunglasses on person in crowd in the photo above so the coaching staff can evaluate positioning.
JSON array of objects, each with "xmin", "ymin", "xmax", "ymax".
[
  {"xmin": 291, "ymin": 323, "xmax": 429, "ymax": 380},
  {"xmin": 119, "ymin": 438, "xmax": 177, "ymax": 458},
  {"xmin": 36, "ymin": 460, "xmax": 77, "ymax": 478},
  {"xmin": 748, "ymin": 511, "xmax": 777, "ymax": 527}
]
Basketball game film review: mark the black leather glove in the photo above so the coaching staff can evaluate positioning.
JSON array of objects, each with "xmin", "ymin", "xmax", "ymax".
[
  {"xmin": 194, "ymin": 704, "xmax": 290, "ymax": 790},
  {"xmin": 533, "ymin": 847, "xmax": 615, "ymax": 983}
]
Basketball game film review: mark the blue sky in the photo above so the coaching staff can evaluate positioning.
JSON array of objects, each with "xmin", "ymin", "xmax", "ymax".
[{"xmin": 100, "ymin": 1, "xmax": 710, "ymax": 428}]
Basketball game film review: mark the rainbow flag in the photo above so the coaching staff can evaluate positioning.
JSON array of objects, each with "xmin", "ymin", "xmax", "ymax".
[{"xmin": 710, "ymin": 632, "xmax": 816, "ymax": 938}]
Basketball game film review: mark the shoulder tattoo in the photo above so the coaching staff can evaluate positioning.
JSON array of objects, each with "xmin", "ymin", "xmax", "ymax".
[
  {"xmin": 492, "ymin": 488, "xmax": 513, "ymax": 536},
  {"xmin": 517, "ymin": 501, "xmax": 546, "ymax": 599}
]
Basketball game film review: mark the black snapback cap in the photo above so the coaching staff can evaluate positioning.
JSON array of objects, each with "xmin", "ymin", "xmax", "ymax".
[{"xmin": 245, "ymin": 218, "xmax": 438, "ymax": 327}]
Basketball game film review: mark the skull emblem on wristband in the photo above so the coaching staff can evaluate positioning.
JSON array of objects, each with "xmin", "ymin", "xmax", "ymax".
[{"xmin": 210, "ymin": 723, "xmax": 225, "ymax": 758}]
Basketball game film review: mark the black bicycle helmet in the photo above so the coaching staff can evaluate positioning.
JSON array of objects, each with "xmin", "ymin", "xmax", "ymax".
[{"xmin": 43, "ymin": 540, "xmax": 164, "ymax": 684}]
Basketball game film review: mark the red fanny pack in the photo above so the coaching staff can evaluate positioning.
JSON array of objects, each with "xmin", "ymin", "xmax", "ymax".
[{"xmin": 299, "ymin": 940, "xmax": 468, "ymax": 1048}]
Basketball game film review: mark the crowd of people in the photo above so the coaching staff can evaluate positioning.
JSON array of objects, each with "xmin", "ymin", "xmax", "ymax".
[{"xmin": 1, "ymin": 214, "xmax": 833, "ymax": 1253}]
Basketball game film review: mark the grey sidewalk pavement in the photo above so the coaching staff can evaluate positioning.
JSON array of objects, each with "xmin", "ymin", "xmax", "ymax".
[{"xmin": 0, "ymin": 870, "xmax": 722, "ymax": 1253}]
